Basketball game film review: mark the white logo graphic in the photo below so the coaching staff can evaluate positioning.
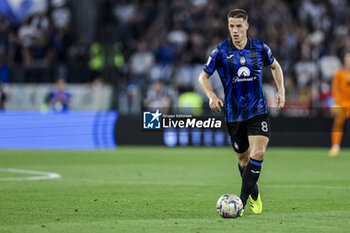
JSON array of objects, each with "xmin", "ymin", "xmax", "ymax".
[
  {"xmin": 234, "ymin": 142, "xmax": 239, "ymax": 150},
  {"xmin": 151, "ymin": 109, "xmax": 162, "ymax": 122},
  {"xmin": 251, "ymin": 170, "xmax": 260, "ymax": 174},
  {"xmin": 143, "ymin": 109, "xmax": 162, "ymax": 129},
  {"xmin": 237, "ymin": 66, "xmax": 250, "ymax": 77},
  {"xmin": 227, "ymin": 54, "xmax": 234, "ymax": 59},
  {"xmin": 143, "ymin": 111, "xmax": 223, "ymax": 130}
]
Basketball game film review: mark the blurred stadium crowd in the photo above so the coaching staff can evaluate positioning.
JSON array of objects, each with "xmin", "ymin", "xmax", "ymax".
[
  {"xmin": 0, "ymin": 0, "xmax": 75, "ymax": 83},
  {"xmin": 0, "ymin": 0, "xmax": 350, "ymax": 114}
]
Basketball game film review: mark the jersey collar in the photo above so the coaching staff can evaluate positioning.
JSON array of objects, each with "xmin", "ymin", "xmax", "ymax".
[{"xmin": 229, "ymin": 37, "xmax": 250, "ymax": 51}]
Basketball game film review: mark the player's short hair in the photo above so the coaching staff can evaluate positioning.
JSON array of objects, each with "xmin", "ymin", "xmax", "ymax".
[{"xmin": 227, "ymin": 9, "xmax": 248, "ymax": 21}]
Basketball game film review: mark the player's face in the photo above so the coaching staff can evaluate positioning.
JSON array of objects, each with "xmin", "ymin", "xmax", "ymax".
[
  {"xmin": 228, "ymin": 17, "xmax": 249, "ymax": 43},
  {"xmin": 57, "ymin": 79, "xmax": 65, "ymax": 91}
]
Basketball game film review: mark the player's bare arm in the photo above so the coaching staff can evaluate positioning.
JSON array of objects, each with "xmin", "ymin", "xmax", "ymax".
[
  {"xmin": 270, "ymin": 59, "xmax": 285, "ymax": 111},
  {"xmin": 198, "ymin": 71, "xmax": 224, "ymax": 113}
]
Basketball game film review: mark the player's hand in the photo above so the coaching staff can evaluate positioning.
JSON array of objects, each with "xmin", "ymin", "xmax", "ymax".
[
  {"xmin": 209, "ymin": 95, "xmax": 224, "ymax": 113},
  {"xmin": 276, "ymin": 89, "xmax": 285, "ymax": 112}
]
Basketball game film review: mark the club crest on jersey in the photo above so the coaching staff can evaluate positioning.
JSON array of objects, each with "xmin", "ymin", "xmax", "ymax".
[{"xmin": 240, "ymin": 56, "xmax": 246, "ymax": 65}]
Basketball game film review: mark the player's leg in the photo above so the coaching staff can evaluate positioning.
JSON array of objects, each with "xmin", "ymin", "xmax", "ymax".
[
  {"xmin": 240, "ymin": 135, "xmax": 269, "ymax": 209},
  {"xmin": 247, "ymin": 136, "xmax": 268, "ymax": 214},
  {"xmin": 329, "ymin": 107, "xmax": 347, "ymax": 157},
  {"xmin": 227, "ymin": 120, "xmax": 259, "ymax": 216},
  {"xmin": 227, "ymin": 121, "xmax": 250, "ymax": 171},
  {"xmin": 239, "ymin": 114, "xmax": 270, "ymax": 212},
  {"xmin": 227, "ymin": 121, "xmax": 258, "ymax": 184},
  {"xmin": 237, "ymin": 148, "xmax": 250, "ymax": 170},
  {"xmin": 236, "ymin": 149, "xmax": 259, "ymax": 199}
]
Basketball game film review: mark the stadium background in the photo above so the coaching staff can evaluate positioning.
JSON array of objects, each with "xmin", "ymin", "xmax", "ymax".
[
  {"xmin": 1, "ymin": 1, "xmax": 350, "ymax": 233},
  {"xmin": 0, "ymin": 0, "xmax": 349, "ymax": 147}
]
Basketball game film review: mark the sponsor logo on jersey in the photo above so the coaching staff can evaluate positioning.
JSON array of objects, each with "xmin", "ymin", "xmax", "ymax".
[{"xmin": 237, "ymin": 66, "xmax": 250, "ymax": 77}]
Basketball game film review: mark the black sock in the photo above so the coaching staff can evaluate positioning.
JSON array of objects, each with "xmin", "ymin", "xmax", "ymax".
[
  {"xmin": 238, "ymin": 163, "xmax": 245, "ymax": 177},
  {"xmin": 240, "ymin": 158, "xmax": 263, "ymax": 207},
  {"xmin": 238, "ymin": 163, "xmax": 259, "ymax": 200}
]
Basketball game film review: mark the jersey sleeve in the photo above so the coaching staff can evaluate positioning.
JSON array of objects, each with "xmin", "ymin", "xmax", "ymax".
[
  {"xmin": 262, "ymin": 42, "xmax": 275, "ymax": 66},
  {"xmin": 203, "ymin": 47, "xmax": 220, "ymax": 76}
]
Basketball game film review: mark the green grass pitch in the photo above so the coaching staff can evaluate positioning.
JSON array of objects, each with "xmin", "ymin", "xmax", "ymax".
[{"xmin": 1, "ymin": 147, "xmax": 350, "ymax": 233}]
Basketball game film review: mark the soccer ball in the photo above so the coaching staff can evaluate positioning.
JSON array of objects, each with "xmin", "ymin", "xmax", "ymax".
[{"xmin": 216, "ymin": 194, "xmax": 243, "ymax": 218}]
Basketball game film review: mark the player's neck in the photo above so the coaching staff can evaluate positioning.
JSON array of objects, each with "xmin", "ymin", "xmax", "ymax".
[{"xmin": 232, "ymin": 36, "xmax": 247, "ymax": 50}]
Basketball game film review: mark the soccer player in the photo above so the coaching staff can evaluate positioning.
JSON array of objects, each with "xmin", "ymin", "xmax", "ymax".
[
  {"xmin": 198, "ymin": 9, "xmax": 285, "ymax": 215},
  {"xmin": 329, "ymin": 52, "xmax": 350, "ymax": 157}
]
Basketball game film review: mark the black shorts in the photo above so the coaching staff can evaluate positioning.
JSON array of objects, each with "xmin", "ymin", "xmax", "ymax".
[{"xmin": 226, "ymin": 114, "xmax": 271, "ymax": 153}]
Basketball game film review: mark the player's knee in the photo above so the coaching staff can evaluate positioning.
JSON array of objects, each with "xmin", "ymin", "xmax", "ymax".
[
  {"xmin": 250, "ymin": 149, "xmax": 265, "ymax": 161},
  {"xmin": 231, "ymin": 141, "xmax": 249, "ymax": 154}
]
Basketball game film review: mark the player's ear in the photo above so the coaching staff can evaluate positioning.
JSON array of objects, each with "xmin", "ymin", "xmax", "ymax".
[{"xmin": 245, "ymin": 22, "xmax": 249, "ymax": 30}]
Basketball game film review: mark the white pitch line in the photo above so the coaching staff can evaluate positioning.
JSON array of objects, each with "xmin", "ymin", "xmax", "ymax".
[
  {"xmin": 0, "ymin": 168, "xmax": 61, "ymax": 181},
  {"xmin": 263, "ymin": 184, "xmax": 350, "ymax": 190},
  {"xmin": 108, "ymin": 181, "xmax": 350, "ymax": 190}
]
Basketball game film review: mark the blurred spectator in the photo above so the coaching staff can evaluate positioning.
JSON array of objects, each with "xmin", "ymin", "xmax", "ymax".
[
  {"xmin": 0, "ymin": 53, "xmax": 10, "ymax": 83},
  {"xmin": 18, "ymin": 14, "xmax": 52, "ymax": 68},
  {"xmin": 319, "ymin": 46, "xmax": 341, "ymax": 81},
  {"xmin": 68, "ymin": 36, "xmax": 89, "ymax": 66},
  {"xmin": 144, "ymin": 80, "xmax": 176, "ymax": 111},
  {"xmin": 0, "ymin": 0, "xmax": 75, "ymax": 82},
  {"xmin": 0, "ymin": 16, "xmax": 8, "ymax": 50},
  {"xmin": 284, "ymin": 75, "xmax": 298, "ymax": 101},
  {"xmin": 156, "ymin": 41, "xmax": 176, "ymax": 65},
  {"xmin": 88, "ymin": 42, "xmax": 105, "ymax": 77},
  {"xmin": 173, "ymin": 63, "xmax": 193, "ymax": 91},
  {"xmin": 7, "ymin": 29, "xmax": 23, "ymax": 67},
  {"xmin": 28, "ymin": 0, "xmax": 48, "ymax": 16},
  {"xmin": 50, "ymin": 0, "xmax": 72, "ymax": 78},
  {"xmin": 294, "ymin": 47, "xmax": 317, "ymax": 88},
  {"xmin": 129, "ymin": 41, "xmax": 154, "ymax": 82},
  {"xmin": 117, "ymin": 80, "xmax": 141, "ymax": 115},
  {"xmin": 149, "ymin": 63, "xmax": 173, "ymax": 83},
  {"xmin": 319, "ymin": 79, "xmax": 333, "ymax": 109},
  {"xmin": 51, "ymin": 0, "xmax": 71, "ymax": 31},
  {"xmin": 178, "ymin": 89, "xmax": 203, "ymax": 116},
  {"xmin": 48, "ymin": 78, "xmax": 71, "ymax": 112},
  {"xmin": 112, "ymin": 42, "xmax": 125, "ymax": 69},
  {"xmin": 167, "ymin": 22, "xmax": 188, "ymax": 47},
  {"xmin": 263, "ymin": 80, "xmax": 278, "ymax": 108}
]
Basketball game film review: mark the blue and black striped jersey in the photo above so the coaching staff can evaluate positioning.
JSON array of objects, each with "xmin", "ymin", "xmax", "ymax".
[{"xmin": 203, "ymin": 38, "xmax": 274, "ymax": 122}]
